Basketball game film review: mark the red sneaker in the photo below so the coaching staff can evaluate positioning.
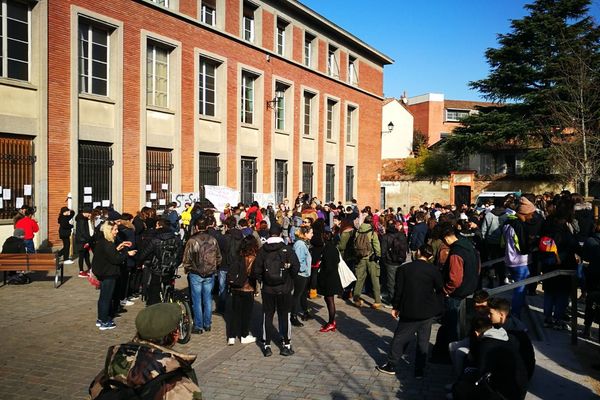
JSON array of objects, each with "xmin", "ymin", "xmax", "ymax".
[{"xmin": 78, "ymin": 271, "xmax": 89, "ymax": 278}]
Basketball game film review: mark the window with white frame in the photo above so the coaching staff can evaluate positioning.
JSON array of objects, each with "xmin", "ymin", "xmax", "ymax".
[
  {"xmin": 304, "ymin": 32, "xmax": 314, "ymax": 67},
  {"xmin": 274, "ymin": 82, "xmax": 288, "ymax": 131},
  {"xmin": 0, "ymin": 0, "xmax": 30, "ymax": 81},
  {"xmin": 345, "ymin": 166, "xmax": 354, "ymax": 202},
  {"xmin": 276, "ymin": 18, "xmax": 287, "ymax": 57},
  {"xmin": 150, "ymin": 0, "xmax": 168, "ymax": 6},
  {"xmin": 326, "ymin": 99, "xmax": 337, "ymax": 140},
  {"xmin": 325, "ymin": 164, "xmax": 335, "ymax": 202},
  {"xmin": 348, "ymin": 55, "xmax": 358, "ymax": 85},
  {"xmin": 242, "ymin": 2, "xmax": 256, "ymax": 42},
  {"xmin": 274, "ymin": 159, "xmax": 288, "ymax": 204},
  {"xmin": 445, "ymin": 109, "xmax": 469, "ymax": 122},
  {"xmin": 327, "ymin": 44, "xmax": 339, "ymax": 77},
  {"xmin": 199, "ymin": 56, "xmax": 219, "ymax": 116},
  {"xmin": 346, "ymin": 105, "xmax": 356, "ymax": 143},
  {"xmin": 201, "ymin": 0, "xmax": 216, "ymax": 26},
  {"xmin": 146, "ymin": 42, "xmax": 169, "ymax": 108},
  {"xmin": 79, "ymin": 20, "xmax": 109, "ymax": 96},
  {"xmin": 303, "ymin": 91, "xmax": 314, "ymax": 136},
  {"xmin": 241, "ymin": 71, "xmax": 257, "ymax": 124}
]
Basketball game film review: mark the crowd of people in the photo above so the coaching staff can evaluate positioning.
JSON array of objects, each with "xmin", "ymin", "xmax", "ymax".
[{"xmin": 3, "ymin": 190, "xmax": 599, "ymax": 400}]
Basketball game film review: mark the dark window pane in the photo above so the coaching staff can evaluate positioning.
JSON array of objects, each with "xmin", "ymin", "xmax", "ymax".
[
  {"xmin": 7, "ymin": 59, "xmax": 28, "ymax": 81},
  {"xmin": 205, "ymin": 104, "xmax": 214, "ymax": 116},
  {"xmin": 92, "ymin": 78, "xmax": 107, "ymax": 95},
  {"xmin": 7, "ymin": 39, "xmax": 28, "ymax": 62},
  {"xmin": 92, "ymin": 43, "xmax": 107, "ymax": 62},
  {"xmin": 92, "ymin": 28, "xmax": 107, "ymax": 46},
  {"xmin": 7, "ymin": 19, "xmax": 28, "ymax": 43},
  {"xmin": 7, "ymin": 2, "xmax": 28, "ymax": 22},
  {"xmin": 92, "ymin": 61, "xmax": 107, "ymax": 79}
]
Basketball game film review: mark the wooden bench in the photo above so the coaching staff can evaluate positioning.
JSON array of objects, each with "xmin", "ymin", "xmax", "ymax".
[{"xmin": 0, "ymin": 253, "xmax": 64, "ymax": 288}]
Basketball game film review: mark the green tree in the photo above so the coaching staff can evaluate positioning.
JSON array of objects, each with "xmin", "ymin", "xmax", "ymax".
[{"xmin": 444, "ymin": 0, "xmax": 600, "ymax": 195}]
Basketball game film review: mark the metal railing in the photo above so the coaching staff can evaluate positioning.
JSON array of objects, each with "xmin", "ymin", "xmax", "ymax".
[{"xmin": 476, "ymin": 257, "xmax": 578, "ymax": 345}]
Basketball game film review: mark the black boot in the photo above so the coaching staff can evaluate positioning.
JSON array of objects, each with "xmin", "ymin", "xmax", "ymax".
[{"xmin": 291, "ymin": 314, "xmax": 304, "ymax": 327}]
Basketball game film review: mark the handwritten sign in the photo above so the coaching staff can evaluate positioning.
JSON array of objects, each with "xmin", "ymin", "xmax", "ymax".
[
  {"xmin": 204, "ymin": 186, "xmax": 240, "ymax": 212},
  {"xmin": 253, "ymin": 192, "xmax": 275, "ymax": 207}
]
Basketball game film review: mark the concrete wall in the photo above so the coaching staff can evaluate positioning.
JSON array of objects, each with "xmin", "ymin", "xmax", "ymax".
[{"xmin": 381, "ymin": 100, "xmax": 413, "ymax": 159}]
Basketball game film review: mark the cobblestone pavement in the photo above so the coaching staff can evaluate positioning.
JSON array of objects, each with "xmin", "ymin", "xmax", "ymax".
[{"xmin": 0, "ymin": 264, "xmax": 598, "ymax": 399}]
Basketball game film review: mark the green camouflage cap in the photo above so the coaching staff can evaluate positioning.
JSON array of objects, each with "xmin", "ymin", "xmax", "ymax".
[{"xmin": 135, "ymin": 303, "xmax": 181, "ymax": 340}]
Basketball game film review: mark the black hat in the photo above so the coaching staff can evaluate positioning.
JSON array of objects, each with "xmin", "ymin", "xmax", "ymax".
[
  {"xmin": 269, "ymin": 223, "xmax": 283, "ymax": 237},
  {"xmin": 135, "ymin": 303, "xmax": 181, "ymax": 340},
  {"xmin": 107, "ymin": 210, "xmax": 122, "ymax": 221}
]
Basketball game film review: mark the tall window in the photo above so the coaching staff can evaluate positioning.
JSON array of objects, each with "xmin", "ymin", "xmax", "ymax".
[
  {"xmin": 146, "ymin": 148, "xmax": 173, "ymax": 209},
  {"xmin": 241, "ymin": 157, "xmax": 257, "ymax": 205},
  {"xmin": 242, "ymin": 2, "xmax": 256, "ymax": 42},
  {"xmin": 345, "ymin": 166, "xmax": 354, "ymax": 202},
  {"xmin": 304, "ymin": 32, "xmax": 314, "ymax": 67},
  {"xmin": 325, "ymin": 164, "xmax": 335, "ymax": 202},
  {"xmin": 326, "ymin": 99, "xmax": 336, "ymax": 140},
  {"xmin": 199, "ymin": 56, "xmax": 218, "ymax": 116},
  {"xmin": 327, "ymin": 45, "xmax": 338, "ymax": 77},
  {"xmin": 274, "ymin": 82, "xmax": 288, "ymax": 131},
  {"xmin": 303, "ymin": 91, "xmax": 314, "ymax": 136},
  {"xmin": 0, "ymin": 0, "xmax": 30, "ymax": 81},
  {"xmin": 274, "ymin": 159, "xmax": 288, "ymax": 204},
  {"xmin": 146, "ymin": 43, "xmax": 169, "ymax": 108},
  {"xmin": 276, "ymin": 19, "xmax": 287, "ymax": 56},
  {"xmin": 151, "ymin": 0, "xmax": 168, "ymax": 6},
  {"xmin": 199, "ymin": 152, "xmax": 220, "ymax": 206},
  {"xmin": 78, "ymin": 141, "xmax": 113, "ymax": 208},
  {"xmin": 241, "ymin": 71, "xmax": 256, "ymax": 124},
  {"xmin": 302, "ymin": 162, "xmax": 313, "ymax": 198},
  {"xmin": 79, "ymin": 21, "xmax": 109, "ymax": 96},
  {"xmin": 348, "ymin": 55, "xmax": 358, "ymax": 85},
  {"xmin": 346, "ymin": 105, "xmax": 356, "ymax": 143},
  {"xmin": 201, "ymin": 0, "xmax": 216, "ymax": 26},
  {"xmin": 0, "ymin": 135, "xmax": 35, "ymax": 220}
]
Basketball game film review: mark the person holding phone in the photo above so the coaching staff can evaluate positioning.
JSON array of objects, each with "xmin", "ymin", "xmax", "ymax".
[{"xmin": 92, "ymin": 221, "xmax": 137, "ymax": 330}]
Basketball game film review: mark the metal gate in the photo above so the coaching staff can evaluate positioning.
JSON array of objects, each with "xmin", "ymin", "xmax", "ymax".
[
  {"xmin": 78, "ymin": 141, "xmax": 113, "ymax": 208},
  {"xmin": 0, "ymin": 135, "xmax": 35, "ymax": 219},
  {"xmin": 199, "ymin": 152, "xmax": 220, "ymax": 207},
  {"xmin": 146, "ymin": 148, "xmax": 173, "ymax": 209}
]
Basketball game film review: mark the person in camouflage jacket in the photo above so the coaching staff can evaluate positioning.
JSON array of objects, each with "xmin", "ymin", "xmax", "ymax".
[{"xmin": 89, "ymin": 303, "xmax": 202, "ymax": 399}]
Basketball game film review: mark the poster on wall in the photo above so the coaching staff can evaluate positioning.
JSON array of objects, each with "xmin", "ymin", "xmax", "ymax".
[
  {"xmin": 253, "ymin": 192, "xmax": 275, "ymax": 207},
  {"xmin": 3, "ymin": 189, "xmax": 11, "ymax": 199},
  {"xmin": 84, "ymin": 187, "xmax": 92, "ymax": 195},
  {"xmin": 204, "ymin": 186, "xmax": 240, "ymax": 212},
  {"xmin": 23, "ymin": 185, "xmax": 32, "ymax": 196}
]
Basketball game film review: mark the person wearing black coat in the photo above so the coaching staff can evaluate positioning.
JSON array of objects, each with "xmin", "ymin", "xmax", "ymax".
[
  {"xmin": 92, "ymin": 221, "xmax": 136, "ymax": 330},
  {"xmin": 74, "ymin": 208, "xmax": 94, "ymax": 276},
  {"xmin": 317, "ymin": 232, "xmax": 343, "ymax": 332},
  {"xmin": 58, "ymin": 206, "xmax": 75, "ymax": 263},
  {"xmin": 376, "ymin": 244, "xmax": 443, "ymax": 379},
  {"xmin": 380, "ymin": 220, "xmax": 408, "ymax": 305}
]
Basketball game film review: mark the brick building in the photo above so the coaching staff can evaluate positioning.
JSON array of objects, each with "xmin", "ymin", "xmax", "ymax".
[{"xmin": 0, "ymin": 0, "xmax": 392, "ymax": 246}]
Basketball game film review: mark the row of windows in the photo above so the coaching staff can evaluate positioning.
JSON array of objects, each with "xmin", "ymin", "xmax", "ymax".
[{"xmin": 0, "ymin": 133, "xmax": 356, "ymax": 217}]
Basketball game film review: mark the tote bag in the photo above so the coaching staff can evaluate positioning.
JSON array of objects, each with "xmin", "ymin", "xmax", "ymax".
[{"xmin": 337, "ymin": 250, "xmax": 356, "ymax": 288}]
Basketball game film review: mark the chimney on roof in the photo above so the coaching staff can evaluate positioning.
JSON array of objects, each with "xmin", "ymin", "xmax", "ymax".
[{"xmin": 400, "ymin": 91, "xmax": 408, "ymax": 104}]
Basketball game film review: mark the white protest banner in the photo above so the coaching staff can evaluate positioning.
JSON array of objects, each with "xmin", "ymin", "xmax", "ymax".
[
  {"xmin": 172, "ymin": 192, "xmax": 200, "ymax": 214},
  {"xmin": 204, "ymin": 185, "xmax": 239, "ymax": 212},
  {"xmin": 253, "ymin": 192, "xmax": 275, "ymax": 207}
]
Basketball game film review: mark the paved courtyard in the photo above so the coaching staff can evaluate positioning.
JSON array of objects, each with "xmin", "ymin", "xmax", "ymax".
[{"xmin": 0, "ymin": 263, "xmax": 598, "ymax": 399}]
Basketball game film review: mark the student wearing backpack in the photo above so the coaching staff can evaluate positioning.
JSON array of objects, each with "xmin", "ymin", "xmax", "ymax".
[
  {"xmin": 227, "ymin": 235, "xmax": 259, "ymax": 345},
  {"xmin": 252, "ymin": 223, "xmax": 300, "ymax": 357},
  {"xmin": 353, "ymin": 214, "xmax": 383, "ymax": 309},
  {"xmin": 220, "ymin": 217, "xmax": 245, "ymax": 314},
  {"xmin": 136, "ymin": 218, "xmax": 183, "ymax": 306},
  {"xmin": 88, "ymin": 303, "xmax": 202, "ymax": 399},
  {"xmin": 380, "ymin": 218, "xmax": 408, "ymax": 306}
]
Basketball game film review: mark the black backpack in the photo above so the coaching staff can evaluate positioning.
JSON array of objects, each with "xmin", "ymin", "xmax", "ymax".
[
  {"xmin": 95, "ymin": 369, "xmax": 185, "ymax": 400},
  {"xmin": 263, "ymin": 247, "xmax": 291, "ymax": 286},
  {"xmin": 388, "ymin": 233, "xmax": 406, "ymax": 264},
  {"xmin": 227, "ymin": 257, "xmax": 248, "ymax": 288},
  {"xmin": 153, "ymin": 237, "xmax": 181, "ymax": 277}
]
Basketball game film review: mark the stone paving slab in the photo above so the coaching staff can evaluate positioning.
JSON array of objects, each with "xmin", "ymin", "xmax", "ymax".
[{"xmin": 0, "ymin": 264, "xmax": 598, "ymax": 399}]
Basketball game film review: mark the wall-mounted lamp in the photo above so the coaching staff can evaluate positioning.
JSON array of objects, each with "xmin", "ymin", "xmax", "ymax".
[
  {"xmin": 381, "ymin": 121, "xmax": 394, "ymax": 135},
  {"xmin": 266, "ymin": 90, "xmax": 284, "ymax": 109}
]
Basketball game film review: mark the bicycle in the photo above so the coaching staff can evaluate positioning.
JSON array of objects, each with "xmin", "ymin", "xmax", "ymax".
[{"xmin": 160, "ymin": 266, "xmax": 193, "ymax": 344}]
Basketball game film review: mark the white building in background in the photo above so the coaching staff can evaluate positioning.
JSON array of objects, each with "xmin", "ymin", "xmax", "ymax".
[{"xmin": 381, "ymin": 98, "xmax": 414, "ymax": 159}]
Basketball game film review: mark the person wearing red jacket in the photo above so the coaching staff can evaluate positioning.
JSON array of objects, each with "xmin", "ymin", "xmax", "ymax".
[
  {"xmin": 14, "ymin": 206, "xmax": 39, "ymax": 253},
  {"xmin": 245, "ymin": 202, "xmax": 263, "ymax": 229}
]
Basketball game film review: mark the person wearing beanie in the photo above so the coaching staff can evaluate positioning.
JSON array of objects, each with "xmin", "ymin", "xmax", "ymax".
[
  {"xmin": 501, "ymin": 196, "xmax": 536, "ymax": 318},
  {"xmin": 88, "ymin": 303, "xmax": 202, "ymax": 399},
  {"xmin": 252, "ymin": 222, "xmax": 300, "ymax": 357}
]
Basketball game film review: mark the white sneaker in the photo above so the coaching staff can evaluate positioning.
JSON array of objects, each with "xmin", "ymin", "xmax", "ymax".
[
  {"xmin": 227, "ymin": 337, "xmax": 235, "ymax": 345},
  {"xmin": 120, "ymin": 299, "xmax": 134, "ymax": 306},
  {"xmin": 63, "ymin": 259, "xmax": 74, "ymax": 264},
  {"xmin": 241, "ymin": 334, "xmax": 256, "ymax": 344}
]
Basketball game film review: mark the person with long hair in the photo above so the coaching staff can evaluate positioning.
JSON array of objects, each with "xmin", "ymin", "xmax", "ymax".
[
  {"xmin": 58, "ymin": 206, "xmax": 75, "ymax": 264},
  {"xmin": 292, "ymin": 226, "xmax": 312, "ymax": 326},
  {"xmin": 92, "ymin": 221, "xmax": 136, "ymax": 330},
  {"xmin": 228, "ymin": 235, "xmax": 259, "ymax": 345},
  {"xmin": 317, "ymin": 230, "xmax": 343, "ymax": 332}
]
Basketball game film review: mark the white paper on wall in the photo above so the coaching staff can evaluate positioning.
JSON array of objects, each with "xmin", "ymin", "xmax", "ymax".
[
  {"xmin": 102, "ymin": 200, "xmax": 110, "ymax": 207},
  {"xmin": 0, "ymin": 199, "xmax": 3, "ymax": 209},
  {"xmin": 150, "ymin": 193, "xmax": 157, "ymax": 200},
  {"xmin": 161, "ymin": 183, "xmax": 169, "ymax": 190},
  {"xmin": 23, "ymin": 185, "xmax": 32, "ymax": 196},
  {"xmin": 84, "ymin": 195, "xmax": 92, "ymax": 203},
  {"xmin": 145, "ymin": 202, "xmax": 152, "ymax": 208},
  {"xmin": 145, "ymin": 184, "xmax": 152, "ymax": 191},
  {"xmin": 84, "ymin": 187, "xmax": 92, "ymax": 195},
  {"xmin": 2, "ymin": 189, "xmax": 11, "ymax": 199},
  {"xmin": 93, "ymin": 202, "xmax": 101, "ymax": 208},
  {"xmin": 159, "ymin": 199, "xmax": 166, "ymax": 206},
  {"xmin": 15, "ymin": 197, "xmax": 24, "ymax": 209}
]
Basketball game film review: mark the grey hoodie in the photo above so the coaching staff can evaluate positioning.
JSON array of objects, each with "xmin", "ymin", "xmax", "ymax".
[{"xmin": 482, "ymin": 327, "xmax": 509, "ymax": 342}]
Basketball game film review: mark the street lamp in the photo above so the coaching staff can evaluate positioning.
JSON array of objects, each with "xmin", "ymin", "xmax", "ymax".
[
  {"xmin": 381, "ymin": 121, "xmax": 394, "ymax": 135},
  {"xmin": 266, "ymin": 90, "xmax": 284, "ymax": 109}
]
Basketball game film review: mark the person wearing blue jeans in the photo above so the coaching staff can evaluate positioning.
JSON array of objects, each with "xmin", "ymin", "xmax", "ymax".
[
  {"xmin": 508, "ymin": 265, "xmax": 530, "ymax": 318},
  {"xmin": 189, "ymin": 273, "xmax": 215, "ymax": 332},
  {"xmin": 217, "ymin": 269, "xmax": 228, "ymax": 313},
  {"xmin": 183, "ymin": 217, "xmax": 222, "ymax": 335},
  {"xmin": 98, "ymin": 277, "xmax": 117, "ymax": 326}
]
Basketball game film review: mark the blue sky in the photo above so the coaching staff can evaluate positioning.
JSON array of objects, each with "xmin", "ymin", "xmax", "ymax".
[{"xmin": 301, "ymin": 0, "xmax": 600, "ymax": 101}]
